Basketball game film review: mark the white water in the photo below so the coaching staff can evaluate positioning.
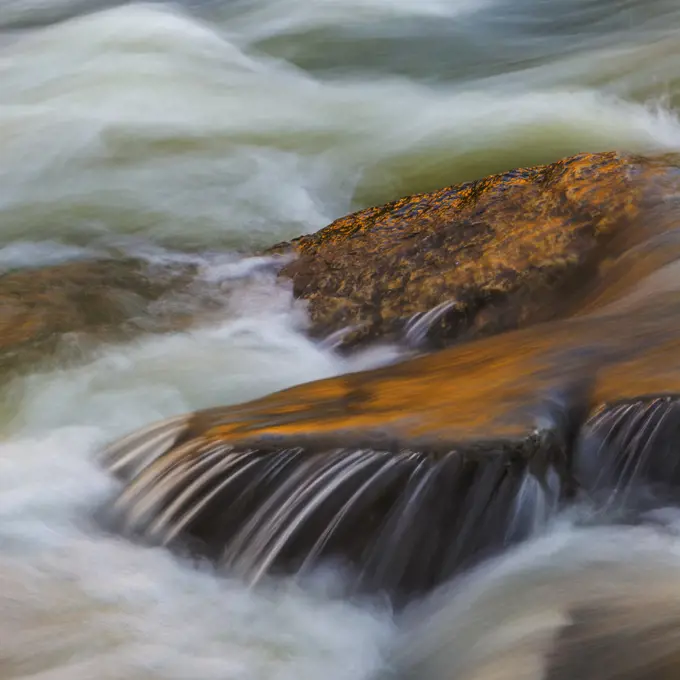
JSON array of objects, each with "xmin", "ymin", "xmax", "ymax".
[
  {"xmin": 3, "ymin": 0, "xmax": 680, "ymax": 678},
  {"xmin": 391, "ymin": 510, "xmax": 680, "ymax": 680},
  {"xmin": 2, "ymin": 3, "xmax": 680, "ymax": 251},
  {"xmin": 0, "ymin": 285, "xmax": 398, "ymax": 679}
]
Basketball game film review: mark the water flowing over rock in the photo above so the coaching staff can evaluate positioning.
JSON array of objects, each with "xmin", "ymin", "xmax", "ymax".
[
  {"xmin": 0, "ymin": 258, "xmax": 205, "ymax": 375},
  {"xmin": 0, "ymin": 256, "xmax": 283, "ymax": 377},
  {"xmin": 102, "ymin": 151, "xmax": 680, "ymax": 603}
]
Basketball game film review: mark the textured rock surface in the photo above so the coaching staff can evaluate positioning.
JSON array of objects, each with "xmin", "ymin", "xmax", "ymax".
[
  {"xmin": 103, "ymin": 151, "xmax": 680, "ymax": 600},
  {"xmin": 270, "ymin": 151, "xmax": 678, "ymax": 348},
  {"xmin": 5, "ymin": 151, "xmax": 676, "ymax": 377}
]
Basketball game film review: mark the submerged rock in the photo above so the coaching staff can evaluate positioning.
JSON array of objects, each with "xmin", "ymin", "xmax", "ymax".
[
  {"xmin": 101, "ymin": 151, "xmax": 680, "ymax": 602},
  {"xmin": 0, "ymin": 253, "xmax": 293, "ymax": 377},
  {"xmin": 270, "ymin": 150, "xmax": 678, "ymax": 348},
  {"xmin": 0, "ymin": 258, "xmax": 203, "ymax": 374}
]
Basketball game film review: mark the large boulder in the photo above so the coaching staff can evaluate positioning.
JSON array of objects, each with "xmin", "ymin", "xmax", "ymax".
[
  {"xmin": 102, "ymin": 151, "xmax": 680, "ymax": 602},
  {"xmin": 270, "ymin": 151, "xmax": 677, "ymax": 348}
]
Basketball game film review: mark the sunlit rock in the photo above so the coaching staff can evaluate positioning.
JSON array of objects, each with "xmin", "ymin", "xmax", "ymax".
[
  {"xmin": 0, "ymin": 253, "xmax": 295, "ymax": 377},
  {"xmin": 102, "ymin": 151, "xmax": 680, "ymax": 602},
  {"xmin": 270, "ymin": 150, "xmax": 679, "ymax": 348}
]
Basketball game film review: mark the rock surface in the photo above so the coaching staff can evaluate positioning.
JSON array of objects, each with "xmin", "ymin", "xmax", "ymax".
[
  {"xmin": 0, "ymin": 258, "xmax": 205, "ymax": 374},
  {"xmin": 4, "ymin": 151, "xmax": 675, "ymax": 377},
  {"xmin": 102, "ymin": 150, "xmax": 680, "ymax": 601},
  {"xmin": 270, "ymin": 151, "xmax": 678, "ymax": 348}
]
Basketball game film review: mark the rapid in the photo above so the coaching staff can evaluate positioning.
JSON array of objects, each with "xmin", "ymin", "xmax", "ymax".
[{"xmin": 2, "ymin": 1, "xmax": 680, "ymax": 678}]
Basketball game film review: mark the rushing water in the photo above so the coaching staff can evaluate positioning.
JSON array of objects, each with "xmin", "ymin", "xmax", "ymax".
[
  {"xmin": 389, "ymin": 507, "xmax": 680, "ymax": 680},
  {"xmin": 3, "ymin": 1, "xmax": 680, "ymax": 678}
]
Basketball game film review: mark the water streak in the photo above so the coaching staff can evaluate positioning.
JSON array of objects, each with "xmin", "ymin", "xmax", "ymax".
[{"xmin": 390, "ymin": 513, "xmax": 680, "ymax": 680}]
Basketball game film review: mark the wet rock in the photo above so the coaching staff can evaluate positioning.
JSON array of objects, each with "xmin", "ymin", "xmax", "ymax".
[
  {"xmin": 269, "ymin": 150, "xmax": 679, "ymax": 348},
  {"xmin": 0, "ymin": 258, "xmax": 204, "ymax": 374},
  {"xmin": 102, "ymin": 151, "xmax": 680, "ymax": 602},
  {"xmin": 100, "ymin": 292, "xmax": 680, "ymax": 599}
]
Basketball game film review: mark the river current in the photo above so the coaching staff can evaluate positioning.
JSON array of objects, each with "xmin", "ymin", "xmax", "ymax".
[{"xmin": 2, "ymin": 1, "xmax": 680, "ymax": 678}]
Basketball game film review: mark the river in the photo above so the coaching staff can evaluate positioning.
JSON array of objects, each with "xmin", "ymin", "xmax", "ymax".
[{"xmin": 1, "ymin": 1, "xmax": 680, "ymax": 678}]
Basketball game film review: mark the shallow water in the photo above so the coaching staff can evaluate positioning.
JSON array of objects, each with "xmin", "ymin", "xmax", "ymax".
[{"xmin": 3, "ymin": 0, "xmax": 680, "ymax": 678}]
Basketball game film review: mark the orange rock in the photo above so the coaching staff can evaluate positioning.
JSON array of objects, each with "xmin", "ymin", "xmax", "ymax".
[
  {"xmin": 271, "ymin": 151, "xmax": 678, "ymax": 348},
  {"xmin": 103, "ymin": 151, "xmax": 680, "ymax": 600}
]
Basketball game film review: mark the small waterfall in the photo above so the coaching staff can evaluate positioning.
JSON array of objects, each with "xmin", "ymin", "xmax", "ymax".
[
  {"xmin": 100, "ymin": 384, "xmax": 680, "ymax": 605},
  {"xmin": 102, "ymin": 416, "xmax": 563, "ymax": 601},
  {"xmin": 100, "ymin": 261, "xmax": 680, "ymax": 606},
  {"xmin": 576, "ymin": 397, "xmax": 680, "ymax": 505}
]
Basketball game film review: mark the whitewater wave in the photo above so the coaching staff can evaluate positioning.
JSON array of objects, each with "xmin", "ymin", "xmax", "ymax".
[
  {"xmin": 0, "ymin": 256, "xmax": 398, "ymax": 680},
  {"xmin": 0, "ymin": 430, "xmax": 393, "ymax": 680},
  {"xmin": 0, "ymin": 4, "xmax": 679, "ymax": 253},
  {"xmin": 391, "ymin": 510, "xmax": 680, "ymax": 680}
]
